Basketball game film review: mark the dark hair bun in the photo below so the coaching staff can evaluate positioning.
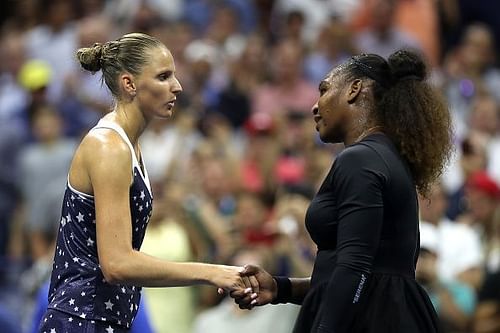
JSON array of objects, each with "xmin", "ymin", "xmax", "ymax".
[
  {"xmin": 388, "ymin": 49, "xmax": 427, "ymax": 82},
  {"xmin": 76, "ymin": 43, "xmax": 104, "ymax": 72}
]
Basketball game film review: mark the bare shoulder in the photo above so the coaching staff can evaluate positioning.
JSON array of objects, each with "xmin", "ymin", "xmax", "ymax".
[
  {"xmin": 82, "ymin": 128, "xmax": 129, "ymax": 155},
  {"xmin": 69, "ymin": 128, "xmax": 132, "ymax": 194}
]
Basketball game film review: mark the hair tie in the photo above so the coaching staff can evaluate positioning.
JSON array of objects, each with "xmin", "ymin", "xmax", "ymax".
[
  {"xmin": 353, "ymin": 59, "xmax": 392, "ymax": 88},
  {"xmin": 93, "ymin": 42, "xmax": 104, "ymax": 67}
]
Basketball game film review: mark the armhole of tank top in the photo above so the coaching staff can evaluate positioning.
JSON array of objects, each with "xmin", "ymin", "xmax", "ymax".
[{"xmin": 67, "ymin": 175, "xmax": 94, "ymax": 199}]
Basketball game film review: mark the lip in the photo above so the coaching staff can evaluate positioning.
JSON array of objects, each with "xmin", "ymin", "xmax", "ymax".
[{"xmin": 313, "ymin": 115, "xmax": 322, "ymax": 124}]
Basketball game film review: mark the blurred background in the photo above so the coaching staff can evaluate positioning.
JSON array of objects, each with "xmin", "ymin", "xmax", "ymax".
[{"xmin": 0, "ymin": 0, "xmax": 499, "ymax": 332}]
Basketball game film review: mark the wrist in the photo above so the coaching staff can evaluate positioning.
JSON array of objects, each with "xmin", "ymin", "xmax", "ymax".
[{"xmin": 271, "ymin": 276, "xmax": 292, "ymax": 304}]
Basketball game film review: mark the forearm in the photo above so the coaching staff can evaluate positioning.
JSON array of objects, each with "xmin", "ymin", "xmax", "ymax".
[{"xmin": 101, "ymin": 249, "xmax": 228, "ymax": 287}]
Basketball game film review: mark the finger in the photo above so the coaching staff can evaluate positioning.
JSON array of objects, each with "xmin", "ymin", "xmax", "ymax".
[
  {"xmin": 234, "ymin": 294, "xmax": 253, "ymax": 307},
  {"xmin": 230, "ymin": 289, "xmax": 248, "ymax": 299},
  {"xmin": 239, "ymin": 303, "xmax": 253, "ymax": 310},
  {"xmin": 235, "ymin": 300, "xmax": 253, "ymax": 310},
  {"xmin": 241, "ymin": 275, "xmax": 252, "ymax": 291},
  {"xmin": 240, "ymin": 264, "xmax": 259, "ymax": 276},
  {"xmin": 249, "ymin": 275, "xmax": 259, "ymax": 294}
]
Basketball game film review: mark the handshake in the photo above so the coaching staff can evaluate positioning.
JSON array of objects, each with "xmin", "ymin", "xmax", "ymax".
[{"xmin": 215, "ymin": 264, "xmax": 278, "ymax": 309}]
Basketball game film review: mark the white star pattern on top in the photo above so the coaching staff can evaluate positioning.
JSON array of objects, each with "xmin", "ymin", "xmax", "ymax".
[
  {"xmin": 47, "ymin": 123, "xmax": 152, "ymax": 329},
  {"xmin": 76, "ymin": 212, "xmax": 84, "ymax": 222},
  {"xmin": 105, "ymin": 299, "xmax": 114, "ymax": 310}
]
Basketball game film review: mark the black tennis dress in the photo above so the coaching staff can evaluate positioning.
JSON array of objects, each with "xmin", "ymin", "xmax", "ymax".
[{"xmin": 295, "ymin": 133, "xmax": 439, "ymax": 333}]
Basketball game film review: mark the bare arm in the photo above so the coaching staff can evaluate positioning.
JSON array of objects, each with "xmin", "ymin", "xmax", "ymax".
[{"xmin": 82, "ymin": 130, "xmax": 245, "ymax": 290}]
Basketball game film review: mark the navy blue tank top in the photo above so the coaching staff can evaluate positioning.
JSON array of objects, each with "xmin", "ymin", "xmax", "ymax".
[{"xmin": 47, "ymin": 120, "xmax": 153, "ymax": 328}]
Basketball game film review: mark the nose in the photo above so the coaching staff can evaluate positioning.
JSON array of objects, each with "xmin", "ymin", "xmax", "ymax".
[
  {"xmin": 311, "ymin": 102, "xmax": 319, "ymax": 115},
  {"xmin": 172, "ymin": 77, "xmax": 183, "ymax": 95}
]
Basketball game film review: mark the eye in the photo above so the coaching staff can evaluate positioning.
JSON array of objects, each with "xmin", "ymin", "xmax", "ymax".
[{"xmin": 158, "ymin": 71, "xmax": 172, "ymax": 81}]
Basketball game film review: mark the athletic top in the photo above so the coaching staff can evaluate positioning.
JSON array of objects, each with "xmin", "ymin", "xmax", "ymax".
[
  {"xmin": 295, "ymin": 133, "xmax": 439, "ymax": 333},
  {"xmin": 47, "ymin": 120, "xmax": 153, "ymax": 329}
]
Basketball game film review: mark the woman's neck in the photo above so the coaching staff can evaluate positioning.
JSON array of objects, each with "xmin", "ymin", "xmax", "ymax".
[
  {"xmin": 346, "ymin": 125, "xmax": 384, "ymax": 146},
  {"xmin": 108, "ymin": 105, "xmax": 148, "ymax": 145}
]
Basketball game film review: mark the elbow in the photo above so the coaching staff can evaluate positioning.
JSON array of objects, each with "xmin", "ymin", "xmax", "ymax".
[{"xmin": 101, "ymin": 258, "xmax": 128, "ymax": 285}]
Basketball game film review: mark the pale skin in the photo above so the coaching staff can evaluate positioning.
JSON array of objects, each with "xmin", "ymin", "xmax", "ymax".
[
  {"xmin": 233, "ymin": 69, "xmax": 380, "ymax": 308},
  {"xmin": 69, "ymin": 45, "xmax": 256, "ymax": 292}
]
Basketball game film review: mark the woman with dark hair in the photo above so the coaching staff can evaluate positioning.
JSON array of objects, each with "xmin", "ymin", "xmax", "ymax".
[
  {"xmin": 231, "ymin": 49, "xmax": 453, "ymax": 333},
  {"xmin": 38, "ymin": 32, "xmax": 252, "ymax": 333}
]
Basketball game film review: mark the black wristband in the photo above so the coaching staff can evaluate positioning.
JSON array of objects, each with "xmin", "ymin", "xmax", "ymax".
[{"xmin": 271, "ymin": 276, "xmax": 292, "ymax": 304}]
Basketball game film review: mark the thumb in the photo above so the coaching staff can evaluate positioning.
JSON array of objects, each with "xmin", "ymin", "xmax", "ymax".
[
  {"xmin": 241, "ymin": 264, "xmax": 259, "ymax": 276},
  {"xmin": 217, "ymin": 288, "xmax": 225, "ymax": 295}
]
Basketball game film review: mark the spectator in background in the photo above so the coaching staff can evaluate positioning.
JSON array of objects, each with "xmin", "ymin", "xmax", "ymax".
[
  {"xmin": 252, "ymin": 39, "xmax": 317, "ymax": 117},
  {"xmin": 18, "ymin": 106, "xmax": 76, "ymax": 261},
  {"xmin": 0, "ymin": 0, "xmax": 39, "ymax": 33},
  {"xmin": 16, "ymin": 59, "xmax": 56, "ymax": 134},
  {"xmin": 103, "ymin": 0, "xmax": 183, "ymax": 30},
  {"xmin": 304, "ymin": 17, "xmax": 356, "ymax": 84},
  {"xmin": 458, "ymin": 171, "xmax": 500, "ymax": 276},
  {"xmin": 140, "ymin": 182, "xmax": 197, "ymax": 333},
  {"xmin": 444, "ymin": 132, "xmax": 489, "ymax": 220},
  {"xmin": 59, "ymin": 15, "xmax": 114, "ymax": 138},
  {"xmin": 217, "ymin": 34, "xmax": 269, "ymax": 129},
  {"xmin": 181, "ymin": 39, "xmax": 221, "ymax": 117},
  {"xmin": 418, "ymin": 183, "xmax": 483, "ymax": 290},
  {"xmin": 271, "ymin": 192, "xmax": 316, "ymax": 278},
  {"xmin": 417, "ymin": 222, "xmax": 476, "ymax": 333},
  {"xmin": 271, "ymin": 0, "xmax": 334, "ymax": 46},
  {"xmin": 204, "ymin": 4, "xmax": 247, "ymax": 60},
  {"xmin": 0, "ymin": 31, "xmax": 29, "ymax": 125},
  {"xmin": 350, "ymin": 0, "xmax": 439, "ymax": 66},
  {"xmin": 473, "ymin": 270, "xmax": 500, "ymax": 333},
  {"xmin": 0, "ymin": 305, "xmax": 22, "ymax": 333},
  {"xmin": 0, "ymin": 31, "xmax": 28, "ymax": 259},
  {"xmin": 443, "ymin": 23, "xmax": 500, "ymax": 141},
  {"xmin": 465, "ymin": 95, "xmax": 500, "ymax": 186},
  {"xmin": 23, "ymin": 0, "xmax": 78, "ymax": 103},
  {"xmin": 353, "ymin": 0, "xmax": 421, "ymax": 59},
  {"xmin": 239, "ymin": 112, "xmax": 280, "ymax": 195},
  {"xmin": 232, "ymin": 191, "xmax": 275, "ymax": 248},
  {"xmin": 140, "ymin": 111, "xmax": 201, "ymax": 186}
]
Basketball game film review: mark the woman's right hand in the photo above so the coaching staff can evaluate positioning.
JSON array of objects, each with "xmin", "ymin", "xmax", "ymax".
[{"xmin": 211, "ymin": 265, "xmax": 255, "ymax": 294}]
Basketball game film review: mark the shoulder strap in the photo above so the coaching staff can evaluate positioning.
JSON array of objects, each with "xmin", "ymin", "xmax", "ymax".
[{"xmin": 91, "ymin": 119, "xmax": 140, "ymax": 169}]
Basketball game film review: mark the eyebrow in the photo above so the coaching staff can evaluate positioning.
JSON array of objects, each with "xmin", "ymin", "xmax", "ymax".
[{"xmin": 318, "ymin": 80, "xmax": 329, "ymax": 91}]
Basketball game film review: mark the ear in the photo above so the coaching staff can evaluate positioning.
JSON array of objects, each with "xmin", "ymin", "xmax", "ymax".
[
  {"xmin": 346, "ymin": 79, "xmax": 362, "ymax": 104},
  {"xmin": 120, "ymin": 73, "xmax": 137, "ymax": 98}
]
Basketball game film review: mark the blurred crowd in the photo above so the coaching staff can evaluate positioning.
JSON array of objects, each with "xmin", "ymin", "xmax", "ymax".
[{"xmin": 0, "ymin": 0, "xmax": 499, "ymax": 332}]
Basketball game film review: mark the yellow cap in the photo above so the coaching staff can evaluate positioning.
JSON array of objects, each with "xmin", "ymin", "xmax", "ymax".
[{"xmin": 17, "ymin": 59, "xmax": 52, "ymax": 91}]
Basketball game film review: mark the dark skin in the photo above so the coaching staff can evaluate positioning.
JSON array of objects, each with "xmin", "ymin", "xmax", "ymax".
[{"xmin": 231, "ymin": 68, "xmax": 382, "ymax": 309}]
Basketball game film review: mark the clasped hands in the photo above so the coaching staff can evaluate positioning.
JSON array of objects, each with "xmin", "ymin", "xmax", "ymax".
[{"xmin": 219, "ymin": 264, "xmax": 278, "ymax": 309}]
